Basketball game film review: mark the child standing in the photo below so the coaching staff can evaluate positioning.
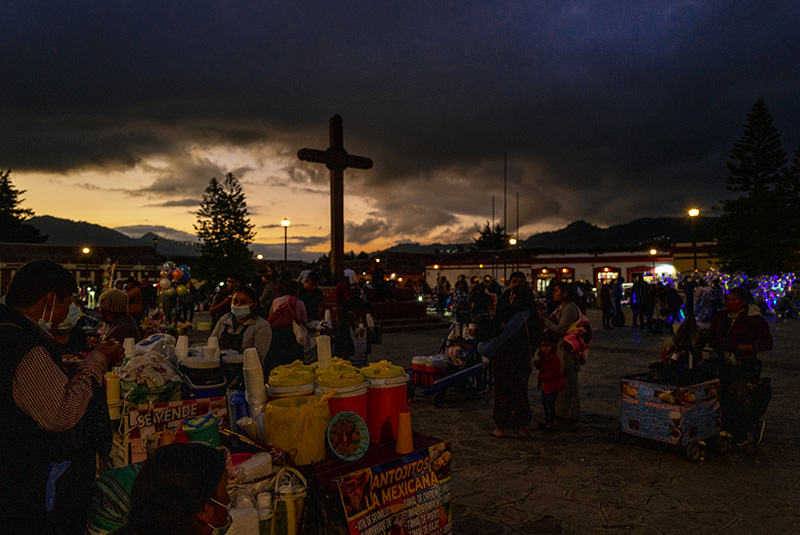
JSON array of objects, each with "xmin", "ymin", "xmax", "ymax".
[{"xmin": 534, "ymin": 337, "xmax": 566, "ymax": 431}]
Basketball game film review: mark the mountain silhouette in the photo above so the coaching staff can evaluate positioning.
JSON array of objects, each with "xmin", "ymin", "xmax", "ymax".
[{"xmin": 28, "ymin": 216, "xmax": 199, "ymax": 257}]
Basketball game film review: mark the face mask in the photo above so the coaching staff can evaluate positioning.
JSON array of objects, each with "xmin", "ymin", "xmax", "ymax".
[
  {"xmin": 207, "ymin": 498, "xmax": 233, "ymax": 535},
  {"xmin": 726, "ymin": 300, "xmax": 743, "ymax": 313},
  {"xmin": 56, "ymin": 303, "xmax": 82, "ymax": 332},
  {"xmin": 38, "ymin": 295, "xmax": 56, "ymax": 332},
  {"xmin": 231, "ymin": 304, "xmax": 252, "ymax": 320}
]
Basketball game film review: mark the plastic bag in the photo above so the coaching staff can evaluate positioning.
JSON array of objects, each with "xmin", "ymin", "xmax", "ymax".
[
  {"xmin": 120, "ymin": 380, "xmax": 181, "ymax": 404},
  {"xmin": 263, "ymin": 395, "xmax": 332, "ymax": 465}
]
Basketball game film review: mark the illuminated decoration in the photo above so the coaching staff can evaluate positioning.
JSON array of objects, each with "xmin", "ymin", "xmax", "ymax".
[
  {"xmin": 562, "ymin": 268, "xmax": 568, "ymax": 273},
  {"xmin": 542, "ymin": 269, "xmax": 548, "ymax": 274},
  {"xmin": 479, "ymin": 264, "xmax": 484, "ymax": 268},
  {"xmin": 603, "ymin": 267, "xmax": 609, "ymax": 272},
  {"xmin": 434, "ymin": 265, "xmax": 439, "ymax": 270}
]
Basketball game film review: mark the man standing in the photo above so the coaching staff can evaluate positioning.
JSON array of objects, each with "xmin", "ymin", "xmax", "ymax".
[
  {"xmin": 0, "ymin": 260, "xmax": 125, "ymax": 534},
  {"xmin": 209, "ymin": 275, "xmax": 240, "ymax": 328}
]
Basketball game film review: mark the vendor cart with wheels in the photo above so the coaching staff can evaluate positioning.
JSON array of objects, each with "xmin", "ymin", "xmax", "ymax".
[
  {"xmin": 619, "ymin": 374, "xmax": 729, "ymax": 461},
  {"xmin": 407, "ymin": 323, "xmax": 491, "ymax": 407}
]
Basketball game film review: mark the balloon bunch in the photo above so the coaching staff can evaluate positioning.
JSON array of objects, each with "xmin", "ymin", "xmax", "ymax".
[{"xmin": 157, "ymin": 261, "xmax": 192, "ymax": 296}]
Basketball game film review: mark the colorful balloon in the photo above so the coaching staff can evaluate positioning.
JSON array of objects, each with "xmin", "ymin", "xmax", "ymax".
[
  {"xmin": 164, "ymin": 287, "xmax": 175, "ymax": 296},
  {"xmin": 159, "ymin": 278, "xmax": 171, "ymax": 289},
  {"xmin": 172, "ymin": 268, "xmax": 183, "ymax": 280},
  {"xmin": 160, "ymin": 269, "xmax": 171, "ymax": 279},
  {"xmin": 176, "ymin": 284, "xmax": 188, "ymax": 296}
]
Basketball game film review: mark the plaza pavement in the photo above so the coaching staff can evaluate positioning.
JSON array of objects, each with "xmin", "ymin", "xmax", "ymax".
[{"xmin": 370, "ymin": 309, "xmax": 800, "ymax": 535}]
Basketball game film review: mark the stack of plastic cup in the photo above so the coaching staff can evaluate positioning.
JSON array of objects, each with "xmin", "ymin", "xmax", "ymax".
[
  {"xmin": 395, "ymin": 407, "xmax": 414, "ymax": 454},
  {"xmin": 242, "ymin": 348, "xmax": 267, "ymax": 444},
  {"xmin": 206, "ymin": 336, "xmax": 220, "ymax": 361},
  {"xmin": 317, "ymin": 334, "xmax": 332, "ymax": 370},
  {"xmin": 123, "ymin": 338, "xmax": 136, "ymax": 359},
  {"xmin": 243, "ymin": 348, "xmax": 267, "ymax": 407},
  {"xmin": 175, "ymin": 335, "xmax": 189, "ymax": 361}
]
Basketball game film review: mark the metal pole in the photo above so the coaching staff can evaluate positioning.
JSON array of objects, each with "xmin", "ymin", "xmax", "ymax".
[
  {"xmin": 284, "ymin": 226, "xmax": 288, "ymax": 264},
  {"xmin": 691, "ymin": 218, "xmax": 697, "ymax": 271}
]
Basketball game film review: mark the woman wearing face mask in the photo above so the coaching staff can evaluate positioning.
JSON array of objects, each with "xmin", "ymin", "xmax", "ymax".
[
  {"xmin": 708, "ymin": 286, "xmax": 773, "ymax": 446},
  {"xmin": 113, "ymin": 442, "xmax": 231, "ymax": 535},
  {"xmin": 210, "ymin": 286, "xmax": 272, "ymax": 366}
]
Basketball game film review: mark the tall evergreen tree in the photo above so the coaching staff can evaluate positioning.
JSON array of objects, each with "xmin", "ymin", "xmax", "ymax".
[
  {"xmin": 194, "ymin": 173, "xmax": 256, "ymax": 283},
  {"xmin": 0, "ymin": 169, "xmax": 47, "ymax": 243},
  {"xmin": 716, "ymin": 98, "xmax": 794, "ymax": 275},
  {"xmin": 473, "ymin": 221, "xmax": 511, "ymax": 250}
]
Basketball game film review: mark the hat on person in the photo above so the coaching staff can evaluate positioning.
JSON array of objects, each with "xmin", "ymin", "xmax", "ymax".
[{"xmin": 99, "ymin": 289, "xmax": 129, "ymax": 313}]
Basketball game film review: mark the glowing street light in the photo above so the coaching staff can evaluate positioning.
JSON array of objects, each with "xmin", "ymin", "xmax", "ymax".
[
  {"xmin": 281, "ymin": 218, "xmax": 291, "ymax": 264},
  {"xmin": 256, "ymin": 254, "xmax": 263, "ymax": 260},
  {"xmin": 509, "ymin": 238, "xmax": 517, "ymax": 246},
  {"xmin": 650, "ymin": 248, "xmax": 657, "ymax": 275},
  {"xmin": 82, "ymin": 247, "xmax": 90, "ymax": 287},
  {"xmin": 688, "ymin": 208, "xmax": 699, "ymax": 271}
]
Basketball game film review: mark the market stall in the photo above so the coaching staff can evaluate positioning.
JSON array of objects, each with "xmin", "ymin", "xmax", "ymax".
[{"xmin": 93, "ymin": 313, "xmax": 444, "ymax": 535}]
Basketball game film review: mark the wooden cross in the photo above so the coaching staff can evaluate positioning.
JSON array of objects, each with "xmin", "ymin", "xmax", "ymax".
[{"xmin": 298, "ymin": 115, "xmax": 373, "ymax": 284}]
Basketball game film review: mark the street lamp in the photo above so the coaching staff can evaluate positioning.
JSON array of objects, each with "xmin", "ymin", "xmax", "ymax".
[
  {"xmin": 82, "ymin": 247, "xmax": 90, "ymax": 288},
  {"xmin": 688, "ymin": 208, "xmax": 699, "ymax": 271},
  {"xmin": 281, "ymin": 218, "xmax": 291, "ymax": 264},
  {"xmin": 649, "ymin": 249, "xmax": 657, "ymax": 278},
  {"xmin": 152, "ymin": 236, "xmax": 159, "ymax": 275}
]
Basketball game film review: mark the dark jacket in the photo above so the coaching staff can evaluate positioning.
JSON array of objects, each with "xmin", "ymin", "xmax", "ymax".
[
  {"xmin": 0, "ymin": 305, "xmax": 79, "ymax": 532},
  {"xmin": 708, "ymin": 307, "xmax": 773, "ymax": 358}
]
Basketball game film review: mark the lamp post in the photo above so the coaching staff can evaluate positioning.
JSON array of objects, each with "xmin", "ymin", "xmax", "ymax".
[
  {"xmin": 152, "ymin": 237, "xmax": 159, "ymax": 276},
  {"xmin": 688, "ymin": 208, "xmax": 699, "ymax": 271},
  {"xmin": 82, "ymin": 247, "xmax": 90, "ymax": 289},
  {"xmin": 281, "ymin": 218, "xmax": 291, "ymax": 264},
  {"xmin": 649, "ymin": 249, "xmax": 657, "ymax": 279}
]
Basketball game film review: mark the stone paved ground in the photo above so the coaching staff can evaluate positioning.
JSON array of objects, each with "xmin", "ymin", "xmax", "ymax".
[{"xmin": 370, "ymin": 310, "xmax": 800, "ymax": 535}]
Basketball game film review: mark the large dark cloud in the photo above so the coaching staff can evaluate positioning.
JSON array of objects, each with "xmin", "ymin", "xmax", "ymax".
[{"xmin": 3, "ymin": 0, "xmax": 800, "ymax": 236}]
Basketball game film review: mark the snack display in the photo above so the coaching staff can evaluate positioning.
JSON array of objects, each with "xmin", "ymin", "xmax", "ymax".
[{"xmin": 327, "ymin": 411, "xmax": 369, "ymax": 461}]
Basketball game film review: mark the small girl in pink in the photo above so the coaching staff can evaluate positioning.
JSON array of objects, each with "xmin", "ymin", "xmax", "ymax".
[{"xmin": 534, "ymin": 336, "xmax": 566, "ymax": 431}]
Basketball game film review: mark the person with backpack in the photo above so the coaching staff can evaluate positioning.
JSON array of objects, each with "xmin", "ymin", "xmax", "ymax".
[{"xmin": 540, "ymin": 281, "xmax": 583, "ymax": 424}]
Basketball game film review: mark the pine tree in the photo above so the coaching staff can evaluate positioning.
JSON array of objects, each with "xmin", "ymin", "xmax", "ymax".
[
  {"xmin": 716, "ymin": 98, "xmax": 794, "ymax": 275},
  {"xmin": 0, "ymin": 169, "xmax": 47, "ymax": 243},
  {"xmin": 473, "ymin": 221, "xmax": 511, "ymax": 250},
  {"xmin": 194, "ymin": 173, "xmax": 256, "ymax": 283}
]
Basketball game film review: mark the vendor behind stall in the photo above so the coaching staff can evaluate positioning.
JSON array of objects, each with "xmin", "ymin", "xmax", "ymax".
[
  {"xmin": 0, "ymin": 260, "xmax": 126, "ymax": 535},
  {"xmin": 99, "ymin": 289, "xmax": 142, "ymax": 343},
  {"xmin": 210, "ymin": 286, "xmax": 272, "ymax": 366}
]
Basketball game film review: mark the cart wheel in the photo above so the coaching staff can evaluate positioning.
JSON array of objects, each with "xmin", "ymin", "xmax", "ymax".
[
  {"xmin": 715, "ymin": 434, "xmax": 731, "ymax": 455},
  {"xmin": 685, "ymin": 441, "xmax": 702, "ymax": 462},
  {"xmin": 434, "ymin": 389, "xmax": 447, "ymax": 408}
]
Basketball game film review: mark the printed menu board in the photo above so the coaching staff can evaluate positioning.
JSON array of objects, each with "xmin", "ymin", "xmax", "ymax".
[{"xmin": 335, "ymin": 441, "xmax": 452, "ymax": 535}]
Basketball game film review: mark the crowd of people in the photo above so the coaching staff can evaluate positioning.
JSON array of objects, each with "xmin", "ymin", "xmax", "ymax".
[
  {"xmin": 436, "ymin": 270, "xmax": 775, "ymax": 449},
  {"xmin": 0, "ymin": 256, "xmax": 782, "ymax": 533}
]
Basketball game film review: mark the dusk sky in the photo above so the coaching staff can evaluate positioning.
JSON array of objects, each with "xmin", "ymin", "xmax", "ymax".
[{"xmin": 3, "ymin": 1, "xmax": 800, "ymax": 260}]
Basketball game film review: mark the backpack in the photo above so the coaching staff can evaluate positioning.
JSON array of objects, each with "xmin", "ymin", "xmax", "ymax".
[
  {"xmin": 562, "ymin": 311, "xmax": 593, "ymax": 362},
  {"xmin": 267, "ymin": 297, "xmax": 296, "ymax": 328}
]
